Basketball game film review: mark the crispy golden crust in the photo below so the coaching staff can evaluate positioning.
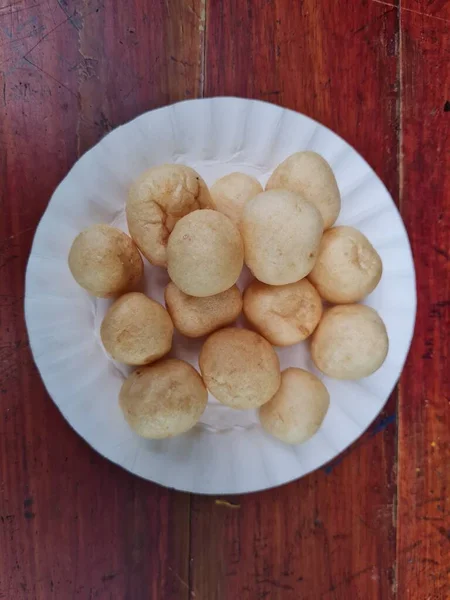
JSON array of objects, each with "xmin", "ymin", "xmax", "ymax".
[
  {"xmin": 308, "ymin": 226, "xmax": 382, "ymax": 303},
  {"xmin": 68, "ymin": 224, "xmax": 143, "ymax": 298},
  {"xmin": 199, "ymin": 327, "xmax": 281, "ymax": 409},
  {"xmin": 240, "ymin": 190, "xmax": 323, "ymax": 285},
  {"xmin": 167, "ymin": 209, "xmax": 244, "ymax": 297},
  {"xmin": 243, "ymin": 279, "xmax": 323, "ymax": 346},
  {"xmin": 266, "ymin": 151, "xmax": 341, "ymax": 228},
  {"xmin": 210, "ymin": 172, "xmax": 262, "ymax": 225},
  {"xmin": 126, "ymin": 164, "xmax": 214, "ymax": 267},
  {"xmin": 259, "ymin": 368, "xmax": 330, "ymax": 444},
  {"xmin": 100, "ymin": 292, "xmax": 173, "ymax": 365},
  {"xmin": 165, "ymin": 283, "xmax": 242, "ymax": 338},
  {"xmin": 119, "ymin": 359, "xmax": 207, "ymax": 438},
  {"xmin": 311, "ymin": 304, "xmax": 389, "ymax": 379}
]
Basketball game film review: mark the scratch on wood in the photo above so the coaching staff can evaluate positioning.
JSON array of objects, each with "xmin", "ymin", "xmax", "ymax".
[
  {"xmin": 0, "ymin": 25, "xmax": 46, "ymax": 48},
  {"xmin": 371, "ymin": 0, "xmax": 450, "ymax": 24},
  {"xmin": 0, "ymin": 0, "xmax": 22, "ymax": 9},
  {"xmin": 20, "ymin": 3, "xmax": 103, "ymax": 62},
  {"xmin": 352, "ymin": 7, "xmax": 396, "ymax": 34},
  {"xmin": 56, "ymin": 0, "xmax": 82, "ymax": 31},
  {"xmin": 199, "ymin": 0, "xmax": 206, "ymax": 96},
  {"xmin": 168, "ymin": 566, "xmax": 189, "ymax": 590},
  {"xmin": 432, "ymin": 245, "xmax": 450, "ymax": 261},
  {"xmin": 21, "ymin": 14, "xmax": 75, "ymax": 61},
  {"xmin": 170, "ymin": 55, "xmax": 194, "ymax": 67},
  {"xmin": 0, "ymin": 3, "xmax": 41, "ymax": 18},
  {"xmin": 23, "ymin": 56, "xmax": 79, "ymax": 99},
  {"xmin": 184, "ymin": 0, "xmax": 201, "ymax": 21}
]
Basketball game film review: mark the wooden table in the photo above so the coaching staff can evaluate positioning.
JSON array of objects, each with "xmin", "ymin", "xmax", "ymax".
[{"xmin": 1, "ymin": 1, "xmax": 449, "ymax": 598}]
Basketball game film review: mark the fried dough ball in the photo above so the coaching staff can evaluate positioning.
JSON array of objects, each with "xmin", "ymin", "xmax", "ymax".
[
  {"xmin": 119, "ymin": 359, "xmax": 207, "ymax": 438},
  {"xmin": 199, "ymin": 327, "xmax": 281, "ymax": 409},
  {"xmin": 311, "ymin": 304, "xmax": 389, "ymax": 379},
  {"xmin": 165, "ymin": 282, "xmax": 242, "ymax": 338},
  {"xmin": 259, "ymin": 368, "xmax": 330, "ymax": 444},
  {"xmin": 266, "ymin": 151, "xmax": 341, "ymax": 228},
  {"xmin": 126, "ymin": 164, "xmax": 214, "ymax": 267},
  {"xmin": 68, "ymin": 224, "xmax": 143, "ymax": 298},
  {"xmin": 308, "ymin": 226, "xmax": 382, "ymax": 303},
  {"xmin": 210, "ymin": 172, "xmax": 263, "ymax": 225},
  {"xmin": 100, "ymin": 292, "xmax": 173, "ymax": 365},
  {"xmin": 167, "ymin": 209, "xmax": 244, "ymax": 297},
  {"xmin": 243, "ymin": 279, "xmax": 322, "ymax": 346},
  {"xmin": 240, "ymin": 189, "xmax": 323, "ymax": 285}
]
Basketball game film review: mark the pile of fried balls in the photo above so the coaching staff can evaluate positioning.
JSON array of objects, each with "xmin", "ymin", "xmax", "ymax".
[{"xmin": 68, "ymin": 152, "xmax": 388, "ymax": 445}]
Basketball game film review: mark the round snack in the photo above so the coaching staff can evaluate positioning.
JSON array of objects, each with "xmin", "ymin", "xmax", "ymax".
[
  {"xmin": 240, "ymin": 190, "xmax": 323, "ymax": 285},
  {"xmin": 311, "ymin": 304, "xmax": 389, "ymax": 379},
  {"xmin": 308, "ymin": 226, "xmax": 382, "ymax": 303},
  {"xmin": 167, "ymin": 209, "xmax": 244, "ymax": 297},
  {"xmin": 243, "ymin": 279, "xmax": 322, "ymax": 346},
  {"xmin": 259, "ymin": 368, "xmax": 330, "ymax": 444},
  {"xmin": 119, "ymin": 359, "xmax": 207, "ymax": 439},
  {"xmin": 68, "ymin": 224, "xmax": 143, "ymax": 298},
  {"xmin": 126, "ymin": 164, "xmax": 214, "ymax": 267},
  {"xmin": 165, "ymin": 282, "xmax": 242, "ymax": 338},
  {"xmin": 265, "ymin": 151, "xmax": 341, "ymax": 228},
  {"xmin": 210, "ymin": 172, "xmax": 263, "ymax": 225},
  {"xmin": 100, "ymin": 292, "xmax": 173, "ymax": 365},
  {"xmin": 199, "ymin": 327, "xmax": 281, "ymax": 409}
]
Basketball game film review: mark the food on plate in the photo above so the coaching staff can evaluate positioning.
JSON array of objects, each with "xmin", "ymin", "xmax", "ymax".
[
  {"xmin": 119, "ymin": 359, "xmax": 208, "ymax": 438},
  {"xmin": 308, "ymin": 226, "xmax": 382, "ymax": 303},
  {"xmin": 210, "ymin": 172, "xmax": 263, "ymax": 225},
  {"xmin": 167, "ymin": 209, "xmax": 244, "ymax": 297},
  {"xmin": 265, "ymin": 151, "xmax": 341, "ymax": 228},
  {"xmin": 100, "ymin": 292, "xmax": 173, "ymax": 365},
  {"xmin": 240, "ymin": 189, "xmax": 323, "ymax": 285},
  {"xmin": 126, "ymin": 164, "xmax": 214, "ymax": 267},
  {"xmin": 243, "ymin": 279, "xmax": 322, "ymax": 346},
  {"xmin": 65, "ymin": 153, "xmax": 392, "ymax": 453},
  {"xmin": 259, "ymin": 368, "xmax": 330, "ymax": 444},
  {"xmin": 165, "ymin": 282, "xmax": 242, "ymax": 338},
  {"xmin": 199, "ymin": 327, "xmax": 281, "ymax": 409},
  {"xmin": 68, "ymin": 224, "xmax": 143, "ymax": 298},
  {"xmin": 311, "ymin": 304, "xmax": 389, "ymax": 379}
]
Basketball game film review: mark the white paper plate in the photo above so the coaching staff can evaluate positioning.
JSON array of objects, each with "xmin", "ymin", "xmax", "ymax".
[{"xmin": 25, "ymin": 98, "xmax": 416, "ymax": 494}]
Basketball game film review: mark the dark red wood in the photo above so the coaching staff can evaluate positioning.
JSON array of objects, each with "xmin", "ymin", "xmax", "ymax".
[
  {"xmin": 1, "ymin": 0, "xmax": 449, "ymax": 598},
  {"xmin": 397, "ymin": 2, "xmax": 450, "ymax": 597},
  {"xmin": 0, "ymin": 1, "xmax": 203, "ymax": 597},
  {"xmin": 190, "ymin": 2, "xmax": 399, "ymax": 598}
]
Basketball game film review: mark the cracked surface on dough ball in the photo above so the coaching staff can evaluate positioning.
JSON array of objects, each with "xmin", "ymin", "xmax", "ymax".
[{"xmin": 126, "ymin": 164, "xmax": 214, "ymax": 267}]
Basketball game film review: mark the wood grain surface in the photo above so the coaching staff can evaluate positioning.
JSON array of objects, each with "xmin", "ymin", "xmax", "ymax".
[
  {"xmin": 397, "ymin": 1, "xmax": 450, "ymax": 597},
  {"xmin": 0, "ymin": 1, "xmax": 448, "ymax": 599}
]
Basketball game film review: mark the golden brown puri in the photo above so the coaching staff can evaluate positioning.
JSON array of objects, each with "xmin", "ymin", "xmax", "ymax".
[
  {"xmin": 243, "ymin": 279, "xmax": 322, "ymax": 346},
  {"xmin": 119, "ymin": 359, "xmax": 207, "ymax": 439},
  {"xmin": 164, "ymin": 283, "xmax": 242, "ymax": 338},
  {"xmin": 240, "ymin": 189, "xmax": 323, "ymax": 285},
  {"xmin": 199, "ymin": 327, "xmax": 281, "ymax": 409},
  {"xmin": 308, "ymin": 226, "xmax": 382, "ymax": 303},
  {"xmin": 100, "ymin": 292, "xmax": 173, "ymax": 365},
  {"xmin": 210, "ymin": 172, "xmax": 263, "ymax": 225},
  {"xmin": 167, "ymin": 209, "xmax": 244, "ymax": 297},
  {"xmin": 68, "ymin": 224, "xmax": 143, "ymax": 298},
  {"xmin": 265, "ymin": 151, "xmax": 341, "ymax": 228},
  {"xmin": 126, "ymin": 164, "xmax": 214, "ymax": 267},
  {"xmin": 259, "ymin": 368, "xmax": 330, "ymax": 444},
  {"xmin": 311, "ymin": 304, "xmax": 389, "ymax": 379}
]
